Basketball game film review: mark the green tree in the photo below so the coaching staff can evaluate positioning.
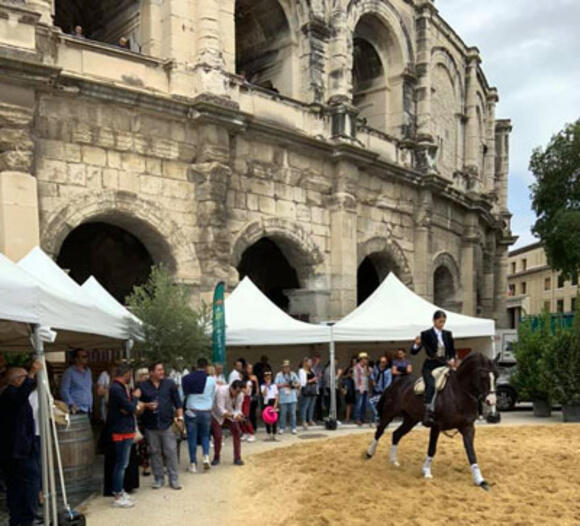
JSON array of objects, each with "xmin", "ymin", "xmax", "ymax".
[
  {"xmin": 546, "ymin": 294, "xmax": 580, "ymax": 405},
  {"xmin": 530, "ymin": 119, "xmax": 580, "ymax": 279},
  {"xmin": 126, "ymin": 266, "xmax": 211, "ymax": 370},
  {"xmin": 513, "ymin": 310, "xmax": 554, "ymax": 402}
]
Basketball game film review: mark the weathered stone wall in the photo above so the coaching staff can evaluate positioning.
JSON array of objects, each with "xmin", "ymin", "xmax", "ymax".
[{"xmin": 34, "ymin": 95, "xmax": 201, "ymax": 285}]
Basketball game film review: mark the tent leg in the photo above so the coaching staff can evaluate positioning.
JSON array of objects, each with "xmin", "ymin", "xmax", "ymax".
[
  {"xmin": 33, "ymin": 325, "xmax": 59, "ymax": 526},
  {"xmin": 329, "ymin": 326, "xmax": 337, "ymax": 424}
]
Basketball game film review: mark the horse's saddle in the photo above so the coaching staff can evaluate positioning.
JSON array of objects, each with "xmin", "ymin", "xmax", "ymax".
[{"xmin": 414, "ymin": 366, "xmax": 450, "ymax": 395}]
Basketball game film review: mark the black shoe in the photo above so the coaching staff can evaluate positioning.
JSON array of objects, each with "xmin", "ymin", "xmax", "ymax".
[
  {"xmin": 211, "ymin": 458, "xmax": 220, "ymax": 466},
  {"xmin": 234, "ymin": 459, "xmax": 244, "ymax": 466}
]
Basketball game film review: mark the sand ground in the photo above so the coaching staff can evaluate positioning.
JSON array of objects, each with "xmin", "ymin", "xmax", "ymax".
[{"xmin": 83, "ymin": 419, "xmax": 580, "ymax": 526}]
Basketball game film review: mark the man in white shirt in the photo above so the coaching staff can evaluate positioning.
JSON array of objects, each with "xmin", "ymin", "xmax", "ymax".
[
  {"xmin": 228, "ymin": 360, "xmax": 244, "ymax": 385},
  {"xmin": 210, "ymin": 380, "xmax": 245, "ymax": 466}
]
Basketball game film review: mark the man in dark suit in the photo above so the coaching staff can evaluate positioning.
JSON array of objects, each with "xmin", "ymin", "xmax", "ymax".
[
  {"xmin": 0, "ymin": 361, "xmax": 42, "ymax": 526},
  {"xmin": 410, "ymin": 310, "xmax": 456, "ymax": 427}
]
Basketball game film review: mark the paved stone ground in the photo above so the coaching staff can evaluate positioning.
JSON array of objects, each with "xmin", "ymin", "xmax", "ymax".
[{"xmin": 0, "ymin": 409, "xmax": 567, "ymax": 525}]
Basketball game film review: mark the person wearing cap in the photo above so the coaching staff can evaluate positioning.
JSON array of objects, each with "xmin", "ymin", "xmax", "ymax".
[
  {"xmin": 353, "ymin": 352, "xmax": 371, "ymax": 426},
  {"xmin": 275, "ymin": 360, "xmax": 299, "ymax": 435}
]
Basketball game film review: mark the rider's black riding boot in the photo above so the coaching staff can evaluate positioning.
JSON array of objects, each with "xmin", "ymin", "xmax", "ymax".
[{"xmin": 422, "ymin": 404, "xmax": 434, "ymax": 427}]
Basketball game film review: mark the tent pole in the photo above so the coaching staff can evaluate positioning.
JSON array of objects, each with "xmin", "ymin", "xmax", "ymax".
[
  {"xmin": 329, "ymin": 325, "xmax": 337, "ymax": 423},
  {"xmin": 32, "ymin": 325, "xmax": 51, "ymax": 526}
]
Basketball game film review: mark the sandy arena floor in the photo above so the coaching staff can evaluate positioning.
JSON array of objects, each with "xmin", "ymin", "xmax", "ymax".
[
  {"xmin": 83, "ymin": 423, "xmax": 580, "ymax": 526},
  {"xmin": 233, "ymin": 425, "xmax": 580, "ymax": 526}
]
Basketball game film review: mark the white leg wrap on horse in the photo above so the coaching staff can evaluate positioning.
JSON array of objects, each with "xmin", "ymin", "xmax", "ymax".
[
  {"xmin": 390, "ymin": 444, "xmax": 399, "ymax": 466},
  {"xmin": 422, "ymin": 456, "xmax": 433, "ymax": 479},
  {"xmin": 367, "ymin": 439, "xmax": 378, "ymax": 457},
  {"xmin": 470, "ymin": 463, "xmax": 484, "ymax": 485}
]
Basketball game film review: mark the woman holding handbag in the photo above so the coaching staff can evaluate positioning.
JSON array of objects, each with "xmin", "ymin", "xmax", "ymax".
[{"xmin": 298, "ymin": 358, "xmax": 317, "ymax": 429}]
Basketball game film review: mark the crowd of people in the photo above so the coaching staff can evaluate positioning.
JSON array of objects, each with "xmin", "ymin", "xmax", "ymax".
[{"xmin": 0, "ymin": 347, "xmax": 413, "ymax": 519}]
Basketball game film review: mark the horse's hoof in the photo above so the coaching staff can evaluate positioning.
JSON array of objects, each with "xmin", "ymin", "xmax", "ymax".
[
  {"xmin": 365, "ymin": 452, "xmax": 373, "ymax": 459},
  {"xmin": 422, "ymin": 469, "xmax": 433, "ymax": 479},
  {"xmin": 479, "ymin": 480, "xmax": 490, "ymax": 492},
  {"xmin": 391, "ymin": 460, "xmax": 400, "ymax": 467}
]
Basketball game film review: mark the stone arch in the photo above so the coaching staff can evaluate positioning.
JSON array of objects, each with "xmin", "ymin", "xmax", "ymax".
[
  {"xmin": 432, "ymin": 251, "xmax": 462, "ymax": 311},
  {"xmin": 357, "ymin": 236, "xmax": 413, "ymax": 286},
  {"xmin": 234, "ymin": 0, "xmax": 297, "ymax": 97},
  {"xmin": 231, "ymin": 217, "xmax": 324, "ymax": 285},
  {"xmin": 347, "ymin": 0, "xmax": 414, "ymax": 67},
  {"xmin": 40, "ymin": 190, "xmax": 200, "ymax": 284},
  {"xmin": 347, "ymin": 1, "xmax": 412, "ymax": 135},
  {"xmin": 431, "ymin": 47, "xmax": 464, "ymax": 107}
]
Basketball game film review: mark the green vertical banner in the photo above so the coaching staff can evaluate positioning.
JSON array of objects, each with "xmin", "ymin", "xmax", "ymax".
[{"xmin": 212, "ymin": 281, "xmax": 226, "ymax": 366}]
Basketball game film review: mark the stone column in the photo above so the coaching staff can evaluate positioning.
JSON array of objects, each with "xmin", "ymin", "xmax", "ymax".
[
  {"xmin": 495, "ymin": 119, "xmax": 512, "ymax": 212},
  {"xmin": 192, "ymin": 0, "xmax": 227, "ymax": 97},
  {"xmin": 484, "ymin": 89, "xmax": 498, "ymax": 194},
  {"xmin": 413, "ymin": 186, "xmax": 433, "ymax": 300},
  {"xmin": 460, "ymin": 212, "xmax": 479, "ymax": 316},
  {"xmin": 464, "ymin": 48, "xmax": 481, "ymax": 190},
  {"xmin": 25, "ymin": 0, "xmax": 52, "ymax": 26},
  {"xmin": 326, "ymin": 7, "xmax": 358, "ymax": 141},
  {"xmin": 140, "ymin": 0, "xmax": 163, "ymax": 57},
  {"xmin": 494, "ymin": 242, "xmax": 510, "ymax": 328},
  {"xmin": 415, "ymin": 1, "xmax": 436, "ymax": 141},
  {"xmin": 327, "ymin": 161, "xmax": 358, "ymax": 318},
  {"xmin": 0, "ymin": 101, "xmax": 40, "ymax": 260},
  {"xmin": 481, "ymin": 239, "xmax": 496, "ymax": 319},
  {"xmin": 299, "ymin": 18, "xmax": 331, "ymax": 104},
  {"xmin": 191, "ymin": 122, "xmax": 231, "ymax": 295}
]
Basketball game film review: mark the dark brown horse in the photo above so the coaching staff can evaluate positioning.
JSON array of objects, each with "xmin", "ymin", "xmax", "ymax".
[{"xmin": 365, "ymin": 352, "xmax": 498, "ymax": 490}]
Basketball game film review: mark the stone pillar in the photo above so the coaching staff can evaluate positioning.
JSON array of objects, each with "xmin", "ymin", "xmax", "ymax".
[
  {"xmin": 328, "ymin": 161, "xmax": 358, "ymax": 318},
  {"xmin": 326, "ymin": 7, "xmax": 358, "ymax": 141},
  {"xmin": 413, "ymin": 186, "xmax": 433, "ymax": 300},
  {"xmin": 140, "ymin": 0, "xmax": 163, "ymax": 57},
  {"xmin": 495, "ymin": 119, "xmax": 512, "ymax": 212},
  {"xmin": 25, "ymin": 0, "xmax": 52, "ymax": 26},
  {"xmin": 191, "ymin": 122, "xmax": 231, "ymax": 295},
  {"xmin": 494, "ymin": 243, "xmax": 510, "ymax": 328},
  {"xmin": 460, "ymin": 212, "xmax": 479, "ymax": 316},
  {"xmin": 287, "ymin": 289, "xmax": 331, "ymax": 323},
  {"xmin": 192, "ymin": 0, "xmax": 227, "ymax": 97},
  {"xmin": 464, "ymin": 48, "xmax": 481, "ymax": 189},
  {"xmin": 484, "ymin": 89, "xmax": 498, "ymax": 194},
  {"xmin": 299, "ymin": 18, "xmax": 331, "ymax": 104},
  {"xmin": 481, "ymin": 238, "xmax": 496, "ymax": 319},
  {"xmin": 415, "ymin": 1, "xmax": 436, "ymax": 141},
  {"xmin": 0, "ymin": 101, "xmax": 39, "ymax": 259}
]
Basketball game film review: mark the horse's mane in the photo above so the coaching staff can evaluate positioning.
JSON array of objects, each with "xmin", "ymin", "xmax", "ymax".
[{"xmin": 458, "ymin": 352, "xmax": 496, "ymax": 375}]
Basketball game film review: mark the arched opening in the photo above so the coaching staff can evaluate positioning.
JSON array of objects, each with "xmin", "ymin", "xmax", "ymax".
[
  {"xmin": 432, "ymin": 64, "xmax": 459, "ymax": 178},
  {"xmin": 237, "ymin": 237, "xmax": 299, "ymax": 311},
  {"xmin": 235, "ymin": 0, "xmax": 293, "ymax": 97},
  {"xmin": 433, "ymin": 265, "xmax": 455, "ymax": 311},
  {"xmin": 54, "ymin": 0, "xmax": 140, "ymax": 50},
  {"xmin": 57, "ymin": 222, "xmax": 154, "ymax": 304},
  {"xmin": 352, "ymin": 15, "xmax": 392, "ymax": 132},
  {"xmin": 357, "ymin": 251, "xmax": 399, "ymax": 305},
  {"xmin": 357, "ymin": 256, "xmax": 380, "ymax": 305}
]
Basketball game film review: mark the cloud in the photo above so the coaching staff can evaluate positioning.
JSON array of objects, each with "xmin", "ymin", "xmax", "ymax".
[{"xmin": 437, "ymin": 0, "xmax": 580, "ymax": 247}]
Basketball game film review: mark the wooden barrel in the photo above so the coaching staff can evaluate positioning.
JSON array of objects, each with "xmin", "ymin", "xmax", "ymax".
[{"xmin": 56, "ymin": 414, "xmax": 95, "ymax": 495}]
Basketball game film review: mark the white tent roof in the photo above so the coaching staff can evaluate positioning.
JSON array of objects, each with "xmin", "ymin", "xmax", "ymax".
[
  {"xmin": 333, "ymin": 273, "xmax": 495, "ymax": 341},
  {"xmin": 16, "ymin": 247, "xmax": 131, "ymax": 343},
  {"xmin": 225, "ymin": 277, "xmax": 330, "ymax": 346},
  {"xmin": 81, "ymin": 276, "xmax": 143, "ymax": 341}
]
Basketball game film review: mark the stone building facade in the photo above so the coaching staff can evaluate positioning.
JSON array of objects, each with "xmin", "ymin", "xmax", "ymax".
[
  {"xmin": 507, "ymin": 243, "xmax": 579, "ymax": 328},
  {"xmin": 0, "ymin": 0, "xmax": 515, "ymax": 325}
]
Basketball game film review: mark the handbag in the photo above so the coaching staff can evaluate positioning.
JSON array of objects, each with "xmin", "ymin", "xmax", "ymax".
[{"xmin": 301, "ymin": 383, "xmax": 317, "ymax": 397}]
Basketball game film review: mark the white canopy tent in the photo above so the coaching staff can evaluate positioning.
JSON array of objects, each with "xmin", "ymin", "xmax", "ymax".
[
  {"xmin": 1, "ymin": 251, "xmax": 136, "ymax": 525},
  {"xmin": 333, "ymin": 273, "xmax": 495, "ymax": 348},
  {"xmin": 18, "ymin": 246, "xmax": 133, "ymax": 344},
  {"xmin": 81, "ymin": 276, "xmax": 143, "ymax": 342},
  {"xmin": 225, "ymin": 276, "xmax": 330, "ymax": 346}
]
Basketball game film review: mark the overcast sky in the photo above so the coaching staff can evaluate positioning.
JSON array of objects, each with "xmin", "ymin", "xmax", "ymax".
[{"xmin": 436, "ymin": 0, "xmax": 580, "ymax": 249}]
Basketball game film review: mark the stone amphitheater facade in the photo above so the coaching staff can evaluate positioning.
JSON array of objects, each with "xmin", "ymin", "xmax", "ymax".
[{"xmin": 0, "ymin": 0, "xmax": 515, "ymax": 326}]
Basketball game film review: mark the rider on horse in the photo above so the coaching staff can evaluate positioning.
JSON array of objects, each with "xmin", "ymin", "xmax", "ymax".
[{"xmin": 411, "ymin": 310, "xmax": 456, "ymax": 427}]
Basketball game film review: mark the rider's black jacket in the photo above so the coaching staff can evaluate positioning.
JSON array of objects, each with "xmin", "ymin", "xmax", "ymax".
[{"xmin": 410, "ymin": 328, "xmax": 456, "ymax": 361}]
